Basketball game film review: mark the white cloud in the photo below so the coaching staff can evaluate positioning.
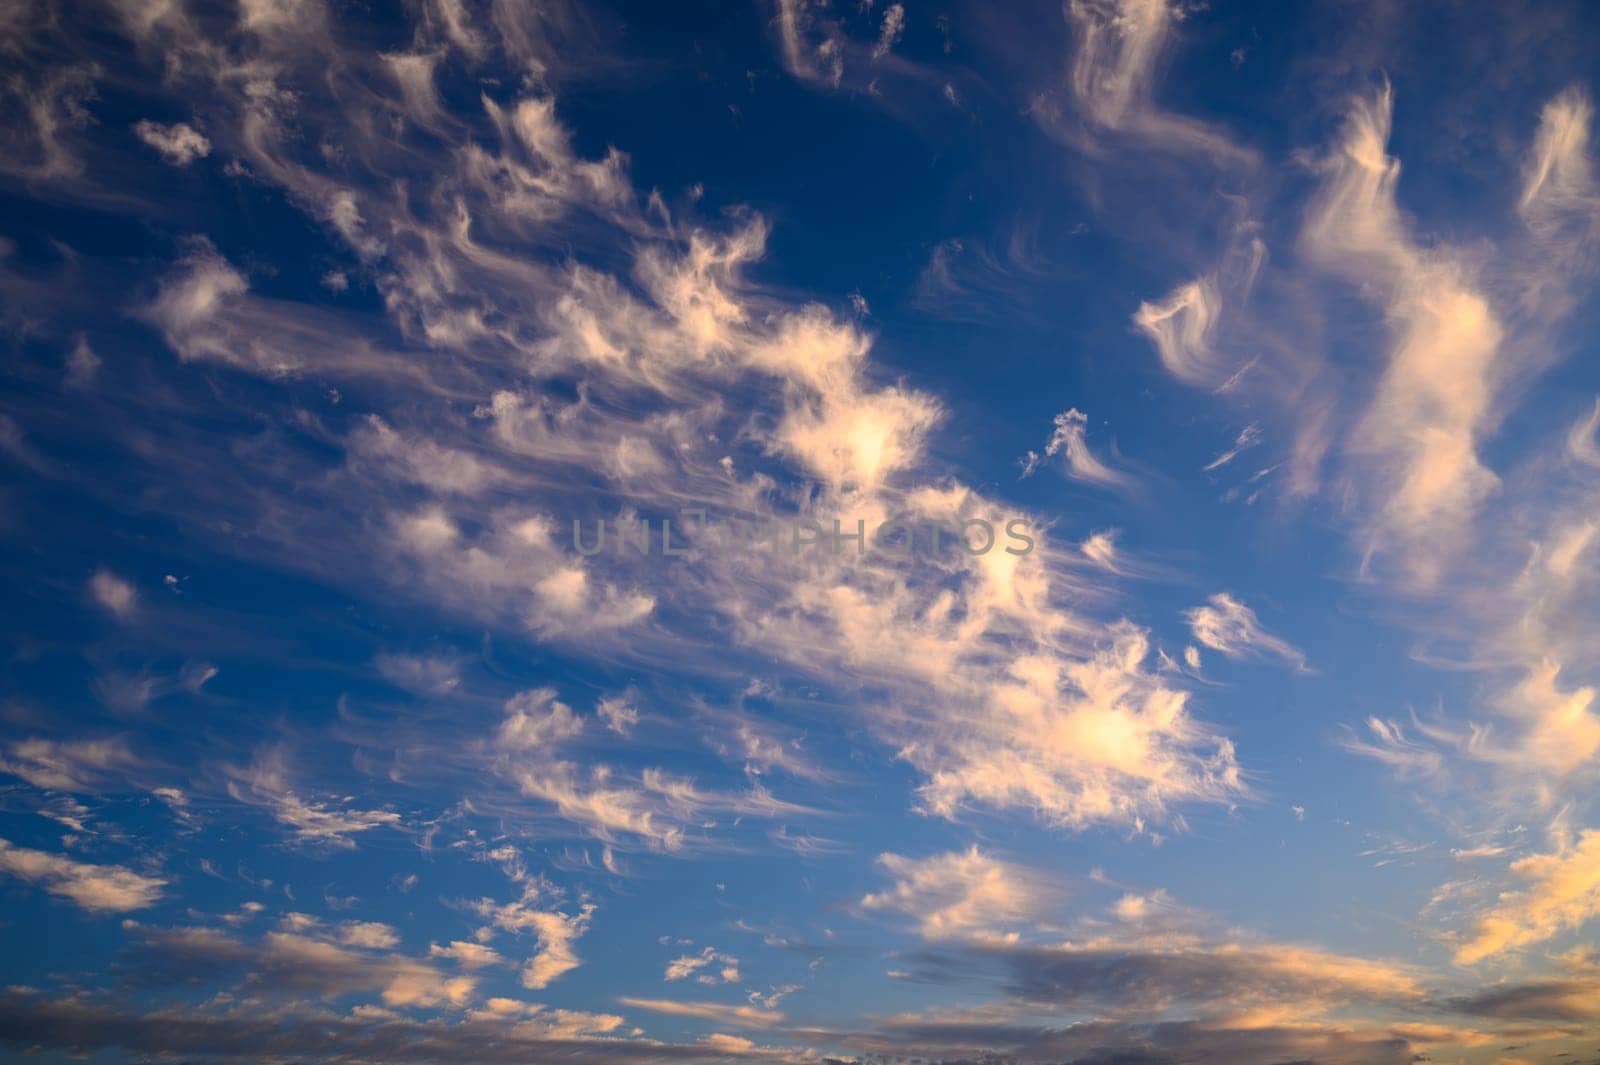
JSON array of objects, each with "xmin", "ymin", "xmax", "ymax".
[
  {"xmin": 338, "ymin": 921, "xmax": 401, "ymax": 949},
  {"xmin": 430, "ymin": 940, "xmax": 505, "ymax": 968},
  {"xmin": 1184, "ymin": 593, "xmax": 1307, "ymax": 671},
  {"xmin": 223, "ymin": 749, "xmax": 402, "ymax": 847},
  {"xmin": 1060, "ymin": 0, "xmax": 1253, "ymax": 163},
  {"xmin": 1204, "ymin": 424, "xmax": 1262, "ymax": 472},
  {"xmin": 133, "ymin": 119, "xmax": 211, "ymax": 165},
  {"xmin": 860, "ymin": 847, "xmax": 1051, "ymax": 939},
  {"xmin": 618, "ymin": 996, "xmax": 786, "ymax": 1029},
  {"xmin": 65, "ymin": 335, "xmax": 101, "ymax": 388},
  {"xmin": 1457, "ymin": 826, "xmax": 1600, "ymax": 964},
  {"xmin": 1301, "ymin": 86, "xmax": 1502, "ymax": 587},
  {"xmin": 470, "ymin": 879, "xmax": 594, "ymax": 990},
  {"xmin": 664, "ymin": 945, "xmax": 740, "ymax": 984},
  {"xmin": 871, "ymin": 2, "xmax": 904, "ymax": 60},
  {"xmin": 1022, "ymin": 409, "xmax": 1130, "ymax": 489},
  {"xmin": 1520, "ymin": 87, "xmax": 1600, "ymax": 244},
  {"xmin": 772, "ymin": 0, "xmax": 846, "ymax": 88},
  {"xmin": 89, "ymin": 569, "xmax": 137, "ymax": 619},
  {"xmin": 0, "ymin": 839, "xmax": 165, "ymax": 912},
  {"xmin": 0, "ymin": 736, "xmax": 139, "ymax": 792}
]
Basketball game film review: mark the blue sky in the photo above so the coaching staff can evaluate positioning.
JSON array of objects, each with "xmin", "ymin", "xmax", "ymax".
[{"xmin": 2, "ymin": 0, "xmax": 1600, "ymax": 1062}]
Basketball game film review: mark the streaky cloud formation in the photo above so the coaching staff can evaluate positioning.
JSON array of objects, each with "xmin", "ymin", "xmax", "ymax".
[{"xmin": 2, "ymin": 1, "xmax": 1600, "ymax": 1063}]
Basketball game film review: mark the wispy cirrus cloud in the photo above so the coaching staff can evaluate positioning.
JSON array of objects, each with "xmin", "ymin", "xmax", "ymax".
[{"xmin": 1184, "ymin": 593, "xmax": 1308, "ymax": 672}]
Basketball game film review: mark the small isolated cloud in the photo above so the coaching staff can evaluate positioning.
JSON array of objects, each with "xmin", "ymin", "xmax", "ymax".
[
  {"xmin": 430, "ymin": 940, "xmax": 505, "ymax": 968},
  {"xmin": 871, "ymin": 2, "xmax": 904, "ymax": 60},
  {"xmin": 1184, "ymin": 593, "xmax": 1308, "ymax": 671},
  {"xmin": 1021, "ymin": 409, "xmax": 1130, "ymax": 488},
  {"xmin": 0, "ymin": 838, "xmax": 165, "ymax": 912},
  {"xmin": 89, "ymin": 569, "xmax": 137, "ymax": 619},
  {"xmin": 133, "ymin": 120, "xmax": 211, "ymax": 166},
  {"xmin": 1204, "ymin": 424, "xmax": 1262, "ymax": 472},
  {"xmin": 664, "ymin": 945, "xmax": 740, "ymax": 984},
  {"xmin": 65, "ymin": 335, "xmax": 101, "ymax": 388},
  {"xmin": 595, "ymin": 693, "xmax": 639, "ymax": 735},
  {"xmin": 373, "ymin": 651, "xmax": 462, "ymax": 695}
]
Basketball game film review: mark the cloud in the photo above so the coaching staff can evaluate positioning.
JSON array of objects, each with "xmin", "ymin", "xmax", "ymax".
[
  {"xmin": 1568, "ymin": 396, "xmax": 1600, "ymax": 467},
  {"xmin": 374, "ymin": 651, "xmax": 464, "ymax": 695},
  {"xmin": 1184, "ymin": 593, "xmax": 1307, "ymax": 671},
  {"xmin": 1056, "ymin": 0, "xmax": 1254, "ymax": 164},
  {"xmin": 125, "ymin": 920, "xmax": 476, "ymax": 1008},
  {"xmin": 430, "ymin": 941, "xmax": 505, "ymax": 969},
  {"xmin": 982, "ymin": 938, "xmax": 1422, "ymax": 1011},
  {"xmin": 133, "ymin": 119, "xmax": 210, "ymax": 165},
  {"xmin": 595, "ymin": 694, "xmax": 639, "ymax": 736},
  {"xmin": 468, "ymin": 882, "xmax": 594, "ymax": 990},
  {"xmin": 1301, "ymin": 86, "xmax": 1503, "ymax": 587},
  {"xmin": 486, "ymin": 688, "xmax": 816, "ymax": 851},
  {"xmin": 65, "ymin": 335, "xmax": 101, "ymax": 388},
  {"xmin": 871, "ymin": 3, "xmax": 905, "ymax": 61},
  {"xmin": 0, "ymin": 736, "xmax": 140, "ymax": 792},
  {"xmin": 0, "ymin": 839, "xmax": 165, "ymax": 912},
  {"xmin": 222, "ymin": 749, "xmax": 403, "ymax": 847},
  {"xmin": 1203, "ymin": 424, "xmax": 1261, "ymax": 472},
  {"xmin": 770, "ymin": 0, "xmax": 846, "ymax": 88},
  {"xmin": 0, "ymin": 61, "xmax": 97, "ymax": 182},
  {"xmin": 0, "ymin": 990, "xmax": 781, "ymax": 1064},
  {"xmin": 1456, "ymin": 826, "xmax": 1600, "ymax": 964},
  {"xmin": 664, "ymin": 946, "xmax": 740, "ymax": 984},
  {"xmin": 89, "ymin": 568, "xmax": 137, "ymax": 618},
  {"xmin": 1338, "ymin": 716, "xmax": 1448, "ymax": 779},
  {"xmin": 1520, "ymin": 86, "xmax": 1600, "ymax": 266},
  {"xmin": 339, "ymin": 921, "xmax": 402, "ymax": 950},
  {"xmin": 0, "ymin": 0, "xmax": 1252, "ymax": 851},
  {"xmin": 1020, "ymin": 409, "xmax": 1130, "ymax": 489},
  {"xmin": 618, "ymin": 997, "xmax": 786, "ymax": 1030},
  {"xmin": 859, "ymin": 847, "xmax": 1052, "ymax": 940}
]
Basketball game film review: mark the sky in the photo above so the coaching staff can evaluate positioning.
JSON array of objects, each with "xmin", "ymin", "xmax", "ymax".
[{"xmin": 2, "ymin": 0, "xmax": 1600, "ymax": 1062}]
